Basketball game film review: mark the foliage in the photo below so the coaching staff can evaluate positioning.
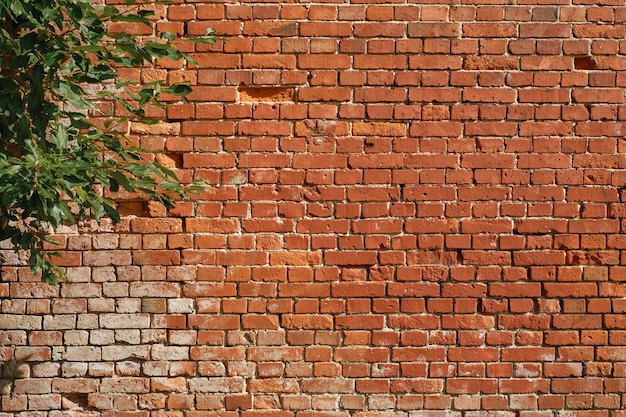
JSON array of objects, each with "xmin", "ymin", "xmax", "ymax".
[{"xmin": 0, "ymin": 0, "xmax": 211, "ymax": 284}]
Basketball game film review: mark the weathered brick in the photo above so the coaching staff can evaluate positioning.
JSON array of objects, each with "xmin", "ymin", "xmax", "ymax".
[{"xmin": 5, "ymin": 2, "xmax": 626, "ymax": 413}]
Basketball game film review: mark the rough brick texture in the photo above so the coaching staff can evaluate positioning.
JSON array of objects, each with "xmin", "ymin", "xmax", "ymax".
[{"xmin": 3, "ymin": 0, "xmax": 626, "ymax": 416}]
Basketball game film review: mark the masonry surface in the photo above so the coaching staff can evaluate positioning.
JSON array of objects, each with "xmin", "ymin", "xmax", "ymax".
[{"xmin": 2, "ymin": 0, "xmax": 626, "ymax": 416}]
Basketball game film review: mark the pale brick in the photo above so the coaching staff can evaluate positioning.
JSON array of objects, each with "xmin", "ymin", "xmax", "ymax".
[
  {"xmin": 410, "ymin": 412, "xmax": 462, "ymax": 417},
  {"xmin": 43, "ymin": 315, "xmax": 75, "ymax": 330},
  {"xmin": 31, "ymin": 362, "xmax": 60, "ymax": 378},
  {"xmin": 103, "ymin": 282, "xmax": 129, "ymax": 297},
  {"xmin": 60, "ymin": 283, "xmax": 102, "ymax": 298},
  {"xmin": 102, "ymin": 345, "xmax": 150, "ymax": 361},
  {"xmin": 61, "ymin": 362, "xmax": 88, "ymax": 378},
  {"xmin": 65, "ymin": 267, "xmax": 91, "ymax": 282},
  {"xmin": 130, "ymin": 282, "xmax": 181, "ymax": 298},
  {"xmin": 151, "ymin": 345, "xmax": 190, "ymax": 361},
  {"xmin": 87, "ymin": 392, "xmax": 113, "ymax": 410},
  {"xmin": 100, "ymin": 314, "xmax": 151, "ymax": 329},
  {"xmin": 64, "ymin": 330, "xmax": 89, "ymax": 345},
  {"xmin": 120, "ymin": 234, "xmax": 142, "ymax": 249},
  {"xmin": 116, "ymin": 298, "xmax": 142, "ymax": 313},
  {"xmin": 115, "ymin": 360, "xmax": 142, "ymax": 376},
  {"xmin": 143, "ymin": 361, "xmax": 170, "ymax": 376},
  {"xmin": 0, "ymin": 330, "xmax": 27, "ymax": 345},
  {"xmin": 3, "ymin": 299, "xmax": 26, "ymax": 314},
  {"xmin": 76, "ymin": 314, "xmax": 99, "ymax": 329},
  {"xmin": 92, "ymin": 266, "xmax": 116, "ymax": 282},
  {"xmin": 141, "ymin": 329, "xmax": 168, "ymax": 344},
  {"xmin": 90, "ymin": 330, "xmax": 115, "ymax": 345},
  {"xmin": 168, "ymin": 298, "xmax": 195, "ymax": 313},
  {"xmin": 63, "ymin": 346, "xmax": 101, "ymax": 362},
  {"xmin": 67, "ymin": 235, "xmax": 92, "ymax": 250},
  {"xmin": 115, "ymin": 329, "xmax": 141, "ymax": 344},
  {"xmin": 0, "ymin": 315, "xmax": 41, "ymax": 330},
  {"xmin": 169, "ymin": 330, "xmax": 197, "ymax": 345},
  {"xmin": 189, "ymin": 377, "xmax": 246, "ymax": 393},
  {"xmin": 92, "ymin": 234, "xmax": 120, "ymax": 250},
  {"xmin": 100, "ymin": 377, "xmax": 150, "ymax": 393}
]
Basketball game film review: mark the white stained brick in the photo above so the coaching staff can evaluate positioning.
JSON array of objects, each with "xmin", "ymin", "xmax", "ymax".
[
  {"xmin": 368, "ymin": 394, "xmax": 396, "ymax": 410},
  {"xmin": 141, "ymin": 329, "xmax": 168, "ymax": 344},
  {"xmin": 3, "ymin": 299, "xmax": 26, "ymax": 314},
  {"xmin": 64, "ymin": 346, "xmax": 101, "ymax": 362},
  {"xmin": 77, "ymin": 314, "xmax": 99, "ymax": 330},
  {"xmin": 93, "ymin": 234, "xmax": 120, "ymax": 250},
  {"xmin": 168, "ymin": 298, "xmax": 195, "ymax": 313},
  {"xmin": 60, "ymin": 283, "xmax": 102, "ymax": 298},
  {"xmin": 100, "ymin": 377, "xmax": 150, "ymax": 394},
  {"xmin": 61, "ymin": 362, "xmax": 88, "ymax": 378},
  {"xmin": 0, "ymin": 315, "xmax": 41, "ymax": 330},
  {"xmin": 116, "ymin": 361, "xmax": 142, "ymax": 376},
  {"xmin": 115, "ymin": 329, "xmax": 141, "ymax": 345},
  {"xmin": 102, "ymin": 345, "xmax": 150, "ymax": 361},
  {"xmin": 188, "ymin": 377, "xmax": 245, "ymax": 393},
  {"xmin": 90, "ymin": 330, "xmax": 115, "ymax": 345},
  {"xmin": 116, "ymin": 298, "xmax": 142, "ymax": 313},
  {"xmin": 100, "ymin": 314, "xmax": 151, "ymax": 329},
  {"xmin": 143, "ymin": 361, "xmax": 169, "ymax": 377},
  {"xmin": 151, "ymin": 345, "xmax": 190, "ymax": 361},
  {"xmin": 92, "ymin": 266, "xmax": 116, "ymax": 282},
  {"xmin": 43, "ymin": 315, "xmax": 76, "ymax": 330},
  {"xmin": 466, "ymin": 413, "xmax": 516, "ymax": 417},
  {"xmin": 32, "ymin": 362, "xmax": 60, "ymax": 378},
  {"xmin": 0, "ymin": 330, "xmax": 27, "ymax": 345},
  {"xmin": 63, "ymin": 330, "xmax": 89, "ymax": 346},
  {"xmin": 130, "ymin": 282, "xmax": 181, "ymax": 298},
  {"xmin": 103, "ymin": 282, "xmax": 129, "ymax": 298},
  {"xmin": 410, "ymin": 412, "xmax": 462, "ymax": 417},
  {"xmin": 169, "ymin": 330, "xmax": 197, "ymax": 346},
  {"xmin": 65, "ymin": 267, "xmax": 91, "ymax": 282}
]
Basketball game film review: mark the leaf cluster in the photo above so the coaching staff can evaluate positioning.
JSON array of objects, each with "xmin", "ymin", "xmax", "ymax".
[{"xmin": 0, "ymin": 0, "xmax": 211, "ymax": 283}]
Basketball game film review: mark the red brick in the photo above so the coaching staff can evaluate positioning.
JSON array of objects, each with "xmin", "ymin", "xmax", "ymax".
[{"xmin": 12, "ymin": 2, "xmax": 626, "ymax": 411}]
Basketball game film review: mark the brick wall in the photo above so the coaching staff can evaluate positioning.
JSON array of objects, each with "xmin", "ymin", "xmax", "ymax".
[{"xmin": 2, "ymin": 0, "xmax": 626, "ymax": 416}]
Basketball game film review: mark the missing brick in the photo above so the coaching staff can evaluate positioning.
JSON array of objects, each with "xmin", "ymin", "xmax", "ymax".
[
  {"xmin": 238, "ymin": 87, "xmax": 296, "ymax": 103},
  {"xmin": 574, "ymin": 56, "xmax": 598, "ymax": 70}
]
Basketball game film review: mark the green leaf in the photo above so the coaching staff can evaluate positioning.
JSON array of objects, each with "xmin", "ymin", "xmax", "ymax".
[
  {"xmin": 163, "ymin": 83, "xmax": 192, "ymax": 96},
  {"xmin": 0, "ymin": 0, "xmax": 207, "ymax": 284},
  {"xmin": 111, "ymin": 14, "xmax": 151, "ymax": 25},
  {"xmin": 50, "ymin": 124, "xmax": 69, "ymax": 150},
  {"xmin": 110, "ymin": 170, "xmax": 133, "ymax": 192},
  {"xmin": 57, "ymin": 82, "xmax": 92, "ymax": 110}
]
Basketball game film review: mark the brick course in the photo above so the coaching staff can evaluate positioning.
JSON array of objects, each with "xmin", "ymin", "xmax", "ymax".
[{"xmin": 3, "ymin": 0, "xmax": 626, "ymax": 415}]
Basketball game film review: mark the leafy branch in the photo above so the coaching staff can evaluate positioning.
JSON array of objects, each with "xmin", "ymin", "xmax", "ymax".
[{"xmin": 0, "ymin": 0, "xmax": 214, "ymax": 284}]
